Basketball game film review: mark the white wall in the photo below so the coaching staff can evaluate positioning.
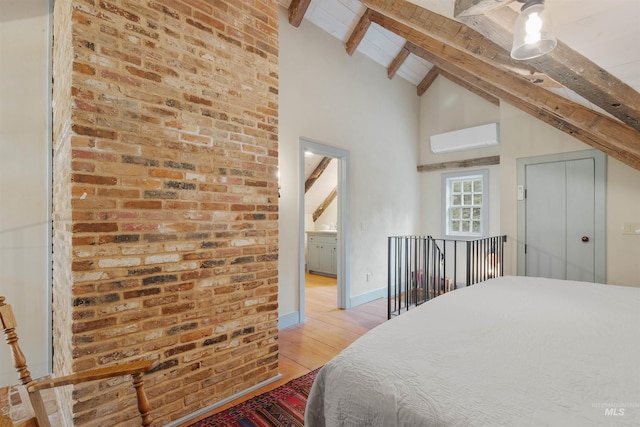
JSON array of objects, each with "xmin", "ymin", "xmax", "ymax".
[
  {"xmin": 420, "ymin": 80, "xmax": 640, "ymax": 287},
  {"xmin": 278, "ymin": 8, "xmax": 421, "ymax": 319},
  {"xmin": 419, "ymin": 76, "xmax": 501, "ymax": 238},
  {"xmin": 606, "ymin": 157, "xmax": 640, "ymax": 286},
  {"xmin": 0, "ymin": 1, "xmax": 51, "ymax": 385}
]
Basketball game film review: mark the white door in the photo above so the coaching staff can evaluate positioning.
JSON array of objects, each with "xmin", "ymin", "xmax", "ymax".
[{"xmin": 525, "ymin": 158, "xmax": 597, "ymax": 281}]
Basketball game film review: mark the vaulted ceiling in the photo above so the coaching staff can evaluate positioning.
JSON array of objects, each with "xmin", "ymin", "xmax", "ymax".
[
  {"xmin": 279, "ymin": 0, "xmax": 640, "ymax": 171},
  {"xmin": 4, "ymin": 0, "xmax": 639, "ymax": 171}
]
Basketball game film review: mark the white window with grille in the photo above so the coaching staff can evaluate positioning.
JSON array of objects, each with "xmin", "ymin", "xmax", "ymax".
[{"xmin": 442, "ymin": 170, "xmax": 489, "ymax": 239}]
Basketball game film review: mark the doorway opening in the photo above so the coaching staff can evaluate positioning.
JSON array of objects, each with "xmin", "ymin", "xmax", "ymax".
[{"xmin": 298, "ymin": 140, "xmax": 350, "ymax": 324}]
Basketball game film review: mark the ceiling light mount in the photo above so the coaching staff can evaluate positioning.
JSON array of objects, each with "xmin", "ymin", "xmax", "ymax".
[
  {"xmin": 516, "ymin": 0, "xmax": 544, "ymax": 9},
  {"xmin": 511, "ymin": 0, "xmax": 557, "ymax": 61}
]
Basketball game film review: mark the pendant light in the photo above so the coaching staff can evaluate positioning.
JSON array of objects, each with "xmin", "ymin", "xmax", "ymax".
[{"xmin": 510, "ymin": 0, "xmax": 557, "ymax": 60}]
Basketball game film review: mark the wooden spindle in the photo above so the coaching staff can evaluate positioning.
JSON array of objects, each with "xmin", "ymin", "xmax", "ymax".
[
  {"xmin": 132, "ymin": 373, "xmax": 153, "ymax": 426},
  {"xmin": 0, "ymin": 297, "xmax": 33, "ymax": 386}
]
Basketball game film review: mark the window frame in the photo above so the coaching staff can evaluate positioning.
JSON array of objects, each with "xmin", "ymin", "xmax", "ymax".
[{"xmin": 441, "ymin": 169, "xmax": 489, "ymax": 240}]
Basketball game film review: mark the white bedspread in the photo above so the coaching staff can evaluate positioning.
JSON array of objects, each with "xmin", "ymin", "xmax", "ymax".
[{"xmin": 305, "ymin": 276, "xmax": 640, "ymax": 426}]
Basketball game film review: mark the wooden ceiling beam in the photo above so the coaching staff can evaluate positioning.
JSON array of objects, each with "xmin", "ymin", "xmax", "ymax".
[
  {"xmin": 533, "ymin": 41, "xmax": 640, "ymax": 130},
  {"xmin": 454, "ymin": 0, "xmax": 514, "ymax": 18},
  {"xmin": 436, "ymin": 65, "xmax": 500, "ymax": 106},
  {"xmin": 417, "ymin": 66, "xmax": 439, "ymax": 96},
  {"xmin": 346, "ymin": 9, "xmax": 373, "ymax": 56},
  {"xmin": 288, "ymin": 0, "xmax": 312, "ymax": 28},
  {"xmin": 361, "ymin": 0, "xmax": 553, "ymax": 87},
  {"xmin": 388, "ymin": 44, "xmax": 410, "ymax": 79},
  {"xmin": 455, "ymin": 1, "xmax": 640, "ymax": 131},
  {"xmin": 455, "ymin": 3, "xmax": 516, "ymax": 50},
  {"xmin": 305, "ymin": 157, "xmax": 332, "ymax": 193},
  {"xmin": 313, "ymin": 187, "xmax": 337, "ymax": 222},
  {"xmin": 418, "ymin": 155, "xmax": 501, "ymax": 172},
  {"xmin": 416, "ymin": 62, "xmax": 499, "ymax": 104}
]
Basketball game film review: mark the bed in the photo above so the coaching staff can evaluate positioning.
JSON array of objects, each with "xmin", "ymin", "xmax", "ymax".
[{"xmin": 305, "ymin": 276, "xmax": 640, "ymax": 426}]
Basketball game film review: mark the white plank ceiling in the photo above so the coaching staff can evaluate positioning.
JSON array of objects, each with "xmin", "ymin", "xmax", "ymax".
[{"xmin": 5, "ymin": 1, "xmax": 638, "ymax": 113}]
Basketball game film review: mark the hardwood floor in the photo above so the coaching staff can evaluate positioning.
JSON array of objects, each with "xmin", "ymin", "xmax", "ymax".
[
  {"xmin": 279, "ymin": 274, "xmax": 387, "ymax": 380},
  {"xmin": 181, "ymin": 273, "xmax": 387, "ymax": 425}
]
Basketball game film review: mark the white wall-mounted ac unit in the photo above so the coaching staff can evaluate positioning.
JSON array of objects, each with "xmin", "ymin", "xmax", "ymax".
[{"xmin": 430, "ymin": 123, "xmax": 499, "ymax": 154}]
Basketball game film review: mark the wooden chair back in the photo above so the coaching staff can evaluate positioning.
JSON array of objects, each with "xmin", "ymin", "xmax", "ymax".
[{"xmin": 0, "ymin": 296, "xmax": 158, "ymax": 426}]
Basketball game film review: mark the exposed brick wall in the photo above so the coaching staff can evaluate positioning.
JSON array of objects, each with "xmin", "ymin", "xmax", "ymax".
[{"xmin": 52, "ymin": 0, "xmax": 279, "ymax": 425}]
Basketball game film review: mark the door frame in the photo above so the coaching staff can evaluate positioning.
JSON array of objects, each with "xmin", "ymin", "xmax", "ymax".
[
  {"xmin": 516, "ymin": 149, "xmax": 606, "ymax": 282},
  {"xmin": 298, "ymin": 139, "xmax": 350, "ymax": 323}
]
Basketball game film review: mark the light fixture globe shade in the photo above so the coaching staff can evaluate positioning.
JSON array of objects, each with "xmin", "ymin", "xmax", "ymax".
[{"xmin": 511, "ymin": 2, "xmax": 557, "ymax": 60}]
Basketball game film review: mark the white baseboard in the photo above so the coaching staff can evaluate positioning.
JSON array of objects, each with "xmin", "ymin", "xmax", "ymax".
[
  {"xmin": 278, "ymin": 288, "xmax": 386, "ymax": 330},
  {"xmin": 350, "ymin": 287, "xmax": 386, "ymax": 307},
  {"xmin": 278, "ymin": 311, "xmax": 300, "ymax": 329},
  {"xmin": 165, "ymin": 373, "xmax": 283, "ymax": 427}
]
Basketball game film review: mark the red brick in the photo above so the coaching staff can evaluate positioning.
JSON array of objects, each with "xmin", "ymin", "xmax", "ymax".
[
  {"xmin": 149, "ymin": 169, "xmax": 183, "ymax": 179},
  {"xmin": 72, "ymin": 125, "xmax": 117, "ymax": 140},
  {"xmin": 122, "ymin": 200, "xmax": 162, "ymax": 209},
  {"xmin": 100, "ymin": 1, "xmax": 141, "ymax": 23},
  {"xmin": 73, "ymin": 62, "xmax": 96, "ymax": 75},
  {"xmin": 73, "ymin": 222, "xmax": 119, "ymax": 233},
  {"xmin": 193, "ymin": 10, "xmax": 225, "ymax": 32},
  {"xmin": 125, "ymin": 66, "xmax": 162, "ymax": 82}
]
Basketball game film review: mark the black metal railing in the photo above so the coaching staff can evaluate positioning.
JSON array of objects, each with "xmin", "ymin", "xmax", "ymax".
[
  {"xmin": 466, "ymin": 235, "xmax": 506, "ymax": 286},
  {"xmin": 388, "ymin": 235, "xmax": 507, "ymax": 318}
]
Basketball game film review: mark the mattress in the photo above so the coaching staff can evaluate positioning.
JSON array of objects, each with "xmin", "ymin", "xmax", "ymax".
[{"xmin": 305, "ymin": 276, "xmax": 640, "ymax": 426}]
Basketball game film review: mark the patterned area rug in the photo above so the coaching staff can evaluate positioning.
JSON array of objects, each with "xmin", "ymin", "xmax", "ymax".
[{"xmin": 189, "ymin": 368, "xmax": 320, "ymax": 427}]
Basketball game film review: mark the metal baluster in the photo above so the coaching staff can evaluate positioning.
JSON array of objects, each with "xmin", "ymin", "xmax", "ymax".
[{"xmin": 387, "ymin": 237, "xmax": 392, "ymax": 319}]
